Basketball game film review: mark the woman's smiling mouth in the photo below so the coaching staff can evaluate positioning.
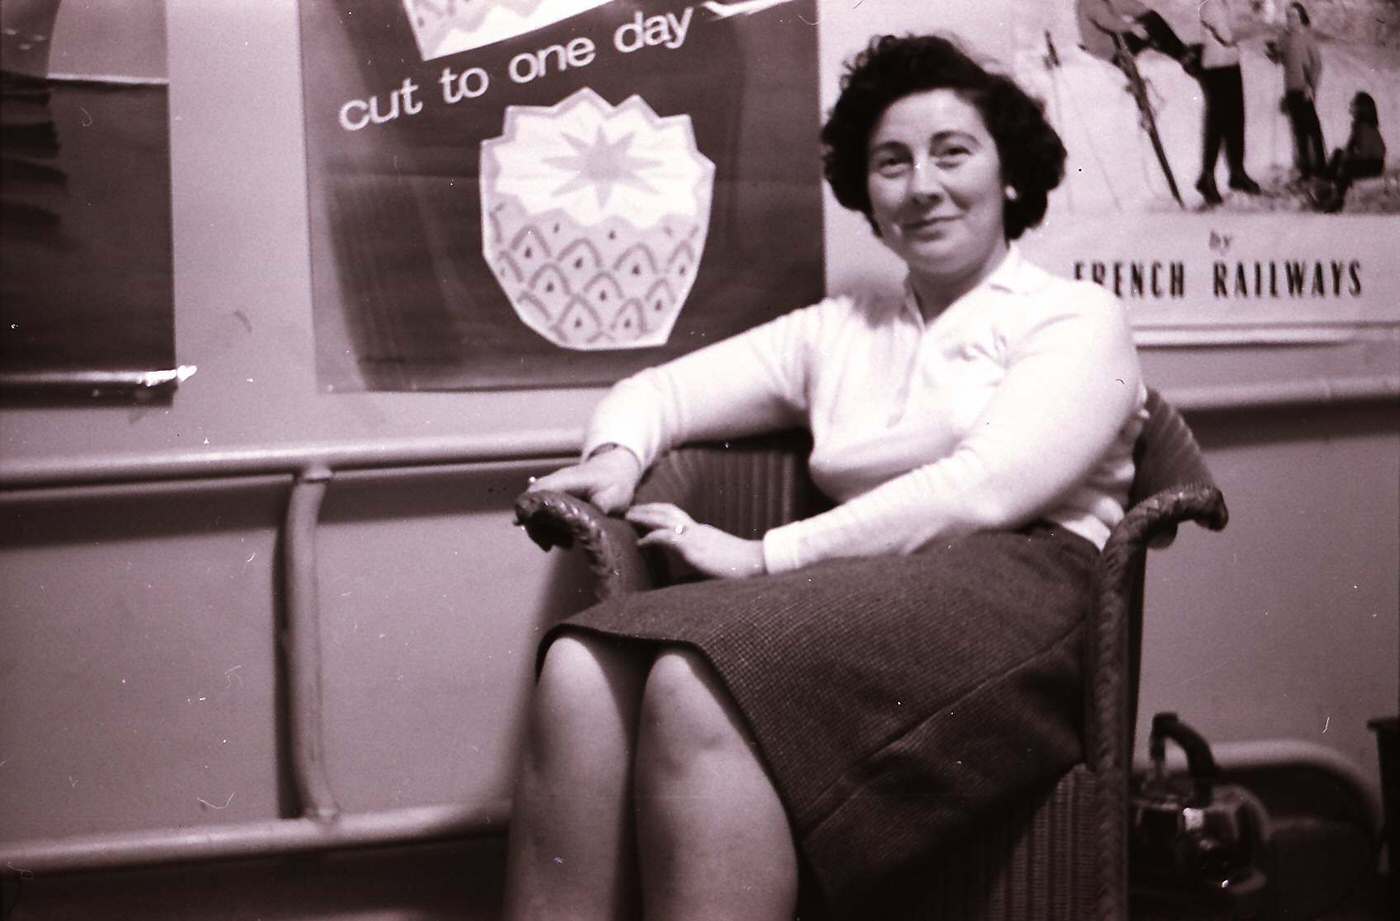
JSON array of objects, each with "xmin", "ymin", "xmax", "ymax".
[{"xmin": 903, "ymin": 215, "xmax": 958, "ymax": 236}]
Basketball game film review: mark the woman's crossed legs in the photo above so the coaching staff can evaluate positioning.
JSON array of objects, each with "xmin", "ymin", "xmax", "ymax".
[{"xmin": 502, "ymin": 635, "xmax": 799, "ymax": 921}]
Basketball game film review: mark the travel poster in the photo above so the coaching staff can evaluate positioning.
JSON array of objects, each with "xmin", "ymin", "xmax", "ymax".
[{"xmin": 299, "ymin": 0, "xmax": 825, "ymax": 391}]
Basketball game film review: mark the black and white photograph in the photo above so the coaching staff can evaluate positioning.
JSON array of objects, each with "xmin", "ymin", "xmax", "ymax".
[{"xmin": 1, "ymin": 2, "xmax": 1396, "ymax": 920}]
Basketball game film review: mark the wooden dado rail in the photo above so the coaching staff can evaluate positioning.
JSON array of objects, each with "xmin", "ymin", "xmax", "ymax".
[
  {"xmin": 0, "ymin": 431, "xmax": 578, "ymax": 880},
  {"xmin": 0, "ymin": 376, "xmax": 1395, "ymax": 880}
]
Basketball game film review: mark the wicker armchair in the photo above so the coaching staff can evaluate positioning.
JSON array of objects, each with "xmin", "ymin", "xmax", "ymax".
[{"xmin": 514, "ymin": 388, "xmax": 1228, "ymax": 920}]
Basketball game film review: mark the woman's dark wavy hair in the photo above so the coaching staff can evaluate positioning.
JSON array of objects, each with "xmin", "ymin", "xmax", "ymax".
[{"xmin": 821, "ymin": 34, "xmax": 1066, "ymax": 240}]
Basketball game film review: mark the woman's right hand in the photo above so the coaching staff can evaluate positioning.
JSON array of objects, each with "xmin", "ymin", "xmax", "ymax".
[{"xmin": 525, "ymin": 445, "xmax": 643, "ymax": 515}]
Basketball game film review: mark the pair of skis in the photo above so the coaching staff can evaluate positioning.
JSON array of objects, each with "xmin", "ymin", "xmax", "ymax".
[{"xmin": 1044, "ymin": 30, "xmax": 1186, "ymax": 209}]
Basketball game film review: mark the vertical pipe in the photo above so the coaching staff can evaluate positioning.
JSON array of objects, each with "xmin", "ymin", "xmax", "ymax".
[{"xmin": 284, "ymin": 465, "xmax": 340, "ymax": 820}]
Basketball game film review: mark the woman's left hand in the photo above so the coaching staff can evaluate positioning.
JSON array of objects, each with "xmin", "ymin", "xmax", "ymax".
[{"xmin": 626, "ymin": 503, "xmax": 766, "ymax": 580}]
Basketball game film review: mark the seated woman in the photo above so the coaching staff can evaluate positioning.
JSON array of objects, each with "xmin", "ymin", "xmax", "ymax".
[
  {"xmin": 1314, "ymin": 90, "xmax": 1386, "ymax": 212},
  {"xmin": 506, "ymin": 33, "xmax": 1146, "ymax": 921}
]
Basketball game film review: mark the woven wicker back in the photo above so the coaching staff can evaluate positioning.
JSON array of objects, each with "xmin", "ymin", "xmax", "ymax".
[
  {"xmin": 1130, "ymin": 389, "xmax": 1214, "ymax": 505},
  {"xmin": 635, "ymin": 390, "xmax": 1217, "ymax": 594},
  {"xmin": 642, "ymin": 391, "xmax": 1212, "ymax": 534},
  {"xmin": 633, "ymin": 430, "xmax": 824, "ymax": 585},
  {"xmin": 635, "ymin": 429, "xmax": 825, "ymax": 540}
]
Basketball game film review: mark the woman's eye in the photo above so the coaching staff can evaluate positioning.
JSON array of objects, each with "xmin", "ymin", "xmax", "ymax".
[
  {"xmin": 935, "ymin": 146, "xmax": 970, "ymax": 164},
  {"xmin": 872, "ymin": 156, "xmax": 910, "ymax": 177}
]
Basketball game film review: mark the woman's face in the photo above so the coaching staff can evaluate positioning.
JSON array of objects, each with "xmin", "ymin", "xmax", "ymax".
[{"xmin": 866, "ymin": 89, "xmax": 1007, "ymax": 296}]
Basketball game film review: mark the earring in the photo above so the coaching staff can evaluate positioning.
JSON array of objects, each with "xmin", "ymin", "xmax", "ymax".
[{"xmin": 1004, "ymin": 186, "xmax": 1019, "ymax": 202}]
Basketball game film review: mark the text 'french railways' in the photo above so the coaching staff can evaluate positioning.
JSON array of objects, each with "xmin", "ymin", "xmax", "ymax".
[{"xmin": 1074, "ymin": 260, "xmax": 1364, "ymax": 299}]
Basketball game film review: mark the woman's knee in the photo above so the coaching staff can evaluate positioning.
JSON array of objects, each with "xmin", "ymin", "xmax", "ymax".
[
  {"xmin": 529, "ymin": 635, "xmax": 646, "ymax": 749},
  {"xmin": 638, "ymin": 649, "xmax": 750, "ymax": 772}
]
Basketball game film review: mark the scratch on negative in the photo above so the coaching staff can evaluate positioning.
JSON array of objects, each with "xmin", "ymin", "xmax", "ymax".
[{"xmin": 197, "ymin": 792, "xmax": 236, "ymax": 810}]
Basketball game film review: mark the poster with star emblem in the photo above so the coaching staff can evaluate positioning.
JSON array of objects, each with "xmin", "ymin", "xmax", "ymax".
[{"xmin": 298, "ymin": 0, "xmax": 823, "ymax": 391}]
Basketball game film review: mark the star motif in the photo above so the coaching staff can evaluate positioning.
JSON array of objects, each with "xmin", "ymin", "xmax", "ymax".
[{"xmin": 544, "ymin": 127, "xmax": 660, "ymax": 208}]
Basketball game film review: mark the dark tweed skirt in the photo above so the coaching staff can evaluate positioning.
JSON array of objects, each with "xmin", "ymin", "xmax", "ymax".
[{"xmin": 541, "ymin": 524, "xmax": 1097, "ymax": 919}]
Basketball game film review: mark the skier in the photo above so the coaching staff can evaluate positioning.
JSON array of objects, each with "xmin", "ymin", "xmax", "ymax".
[
  {"xmin": 1266, "ymin": 2, "xmax": 1325, "ymax": 180},
  {"xmin": 1075, "ymin": 0, "xmax": 1199, "ymax": 74},
  {"xmin": 1197, "ymin": 0, "xmax": 1263, "ymax": 205}
]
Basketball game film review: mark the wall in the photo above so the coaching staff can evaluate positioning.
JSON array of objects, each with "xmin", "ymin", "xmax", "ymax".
[{"xmin": 0, "ymin": 1, "xmax": 1396, "ymax": 918}]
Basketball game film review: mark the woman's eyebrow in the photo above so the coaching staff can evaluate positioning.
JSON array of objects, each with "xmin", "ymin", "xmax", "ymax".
[
  {"xmin": 871, "ymin": 129, "xmax": 978, "ymax": 149},
  {"xmin": 927, "ymin": 129, "xmax": 979, "ymax": 145},
  {"xmin": 867, "ymin": 139, "xmax": 909, "ymax": 156}
]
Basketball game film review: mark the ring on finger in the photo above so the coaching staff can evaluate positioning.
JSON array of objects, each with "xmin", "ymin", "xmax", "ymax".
[{"xmin": 674, "ymin": 523, "xmax": 687, "ymax": 535}]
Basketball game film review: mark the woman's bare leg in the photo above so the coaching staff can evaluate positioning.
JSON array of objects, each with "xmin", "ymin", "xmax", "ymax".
[
  {"xmin": 634, "ymin": 648, "xmax": 799, "ymax": 921},
  {"xmin": 502, "ymin": 635, "xmax": 648, "ymax": 921}
]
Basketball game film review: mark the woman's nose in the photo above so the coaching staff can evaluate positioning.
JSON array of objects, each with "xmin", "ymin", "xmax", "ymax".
[{"xmin": 908, "ymin": 159, "xmax": 943, "ymax": 201}]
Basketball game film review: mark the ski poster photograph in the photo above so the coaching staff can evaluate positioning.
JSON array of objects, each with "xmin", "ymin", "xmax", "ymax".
[
  {"xmin": 1014, "ymin": 0, "xmax": 1400, "ymax": 343},
  {"xmin": 298, "ymin": 0, "xmax": 824, "ymax": 392}
]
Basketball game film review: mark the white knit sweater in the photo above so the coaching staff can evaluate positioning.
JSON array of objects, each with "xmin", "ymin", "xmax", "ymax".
[{"xmin": 584, "ymin": 247, "xmax": 1147, "ymax": 574}]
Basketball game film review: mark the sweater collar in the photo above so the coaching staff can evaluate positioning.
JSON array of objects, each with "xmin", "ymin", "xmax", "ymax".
[{"xmin": 900, "ymin": 244, "xmax": 1036, "ymax": 323}]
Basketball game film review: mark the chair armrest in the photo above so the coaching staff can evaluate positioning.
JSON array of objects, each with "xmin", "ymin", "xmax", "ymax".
[
  {"xmin": 1092, "ymin": 481, "xmax": 1226, "ymax": 739},
  {"xmin": 513, "ymin": 489, "xmax": 655, "ymax": 602},
  {"xmin": 1087, "ymin": 481, "xmax": 1229, "ymax": 769},
  {"xmin": 1083, "ymin": 482, "xmax": 1229, "ymax": 918}
]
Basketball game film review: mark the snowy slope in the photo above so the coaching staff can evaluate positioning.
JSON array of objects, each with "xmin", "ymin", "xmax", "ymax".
[{"xmin": 1013, "ymin": 0, "xmax": 1399, "ymax": 213}]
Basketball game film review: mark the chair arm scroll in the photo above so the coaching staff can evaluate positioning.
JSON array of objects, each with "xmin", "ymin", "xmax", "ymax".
[
  {"xmin": 513, "ymin": 489, "xmax": 654, "ymax": 602},
  {"xmin": 1108, "ymin": 482, "xmax": 1229, "ymax": 559}
]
